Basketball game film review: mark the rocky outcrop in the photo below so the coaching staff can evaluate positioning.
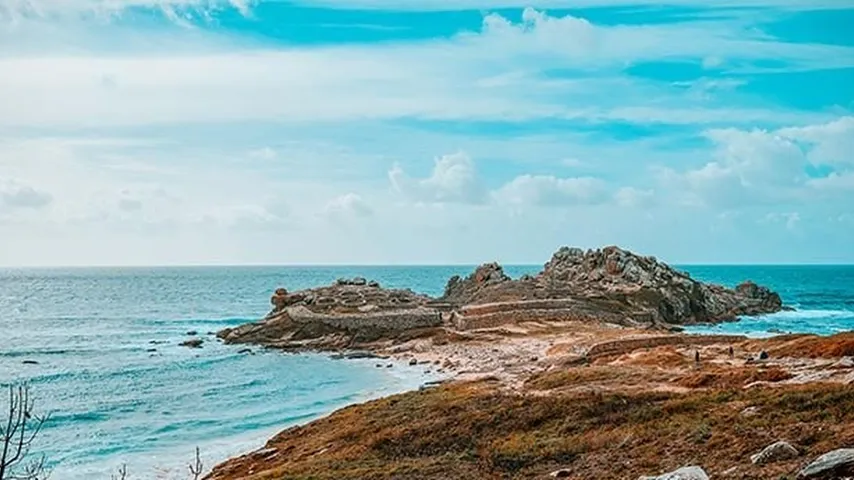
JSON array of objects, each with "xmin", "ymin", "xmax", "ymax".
[
  {"xmin": 220, "ymin": 246, "xmax": 785, "ymax": 349},
  {"xmin": 751, "ymin": 440, "xmax": 799, "ymax": 464},
  {"xmin": 798, "ymin": 448, "xmax": 854, "ymax": 479},
  {"xmin": 443, "ymin": 263, "xmax": 511, "ymax": 304},
  {"xmin": 219, "ymin": 279, "xmax": 441, "ymax": 350},
  {"xmin": 442, "ymin": 246, "xmax": 784, "ymax": 329}
]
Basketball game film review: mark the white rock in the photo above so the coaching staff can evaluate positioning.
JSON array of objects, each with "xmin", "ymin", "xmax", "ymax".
[
  {"xmin": 751, "ymin": 441, "xmax": 799, "ymax": 464},
  {"xmin": 638, "ymin": 466, "xmax": 709, "ymax": 480}
]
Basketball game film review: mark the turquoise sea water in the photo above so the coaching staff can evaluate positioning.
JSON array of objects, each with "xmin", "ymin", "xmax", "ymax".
[{"xmin": 0, "ymin": 265, "xmax": 852, "ymax": 478}]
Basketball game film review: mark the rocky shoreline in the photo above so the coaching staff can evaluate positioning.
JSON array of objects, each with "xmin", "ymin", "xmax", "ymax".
[
  {"xmin": 217, "ymin": 246, "xmax": 785, "ymax": 353},
  {"xmin": 204, "ymin": 246, "xmax": 854, "ymax": 480}
]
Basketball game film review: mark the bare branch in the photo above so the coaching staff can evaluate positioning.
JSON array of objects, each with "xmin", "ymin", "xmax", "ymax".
[
  {"xmin": 0, "ymin": 385, "xmax": 49, "ymax": 480},
  {"xmin": 111, "ymin": 464, "xmax": 128, "ymax": 480},
  {"xmin": 188, "ymin": 447, "xmax": 203, "ymax": 480}
]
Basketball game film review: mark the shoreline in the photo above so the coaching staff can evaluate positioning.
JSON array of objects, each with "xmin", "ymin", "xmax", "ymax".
[{"xmin": 203, "ymin": 246, "xmax": 854, "ymax": 479}]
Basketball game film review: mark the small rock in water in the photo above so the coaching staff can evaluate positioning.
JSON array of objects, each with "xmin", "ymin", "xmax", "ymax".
[
  {"xmin": 146, "ymin": 348, "xmax": 158, "ymax": 353},
  {"xmin": 638, "ymin": 466, "xmax": 709, "ymax": 480},
  {"xmin": 22, "ymin": 360, "xmax": 39, "ymax": 365},
  {"xmin": 751, "ymin": 440, "xmax": 799, "ymax": 464},
  {"xmin": 409, "ymin": 358, "xmax": 418, "ymax": 366},
  {"xmin": 237, "ymin": 348, "xmax": 253, "ymax": 355},
  {"xmin": 180, "ymin": 339, "xmax": 204, "ymax": 348},
  {"xmin": 375, "ymin": 364, "xmax": 383, "ymax": 368},
  {"xmin": 186, "ymin": 330, "xmax": 198, "ymax": 336},
  {"xmin": 386, "ymin": 363, "xmax": 393, "ymax": 368}
]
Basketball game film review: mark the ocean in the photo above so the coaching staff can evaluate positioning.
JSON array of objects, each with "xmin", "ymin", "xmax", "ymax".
[{"xmin": 1, "ymin": 264, "xmax": 852, "ymax": 478}]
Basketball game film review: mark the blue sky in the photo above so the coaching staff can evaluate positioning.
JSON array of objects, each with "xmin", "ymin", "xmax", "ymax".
[{"xmin": 0, "ymin": 0, "xmax": 852, "ymax": 266}]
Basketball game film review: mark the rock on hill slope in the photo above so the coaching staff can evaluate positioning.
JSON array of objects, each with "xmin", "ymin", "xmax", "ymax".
[{"xmin": 442, "ymin": 246, "xmax": 784, "ymax": 327}]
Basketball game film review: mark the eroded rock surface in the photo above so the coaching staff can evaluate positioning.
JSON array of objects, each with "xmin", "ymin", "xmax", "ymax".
[
  {"xmin": 219, "ymin": 246, "xmax": 785, "ymax": 349},
  {"xmin": 798, "ymin": 448, "xmax": 854, "ymax": 479},
  {"xmin": 442, "ymin": 246, "xmax": 784, "ymax": 329},
  {"xmin": 219, "ymin": 279, "xmax": 441, "ymax": 349}
]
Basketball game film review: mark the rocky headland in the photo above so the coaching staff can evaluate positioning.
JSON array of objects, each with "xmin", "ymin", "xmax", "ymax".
[
  {"xmin": 218, "ymin": 246, "xmax": 784, "ymax": 352},
  {"xmin": 207, "ymin": 246, "xmax": 854, "ymax": 480}
]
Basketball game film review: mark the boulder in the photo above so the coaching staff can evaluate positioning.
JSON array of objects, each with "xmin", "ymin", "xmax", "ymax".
[
  {"xmin": 549, "ymin": 469, "xmax": 571, "ymax": 478},
  {"xmin": 638, "ymin": 466, "xmax": 709, "ymax": 480},
  {"xmin": 442, "ymin": 262, "xmax": 511, "ymax": 304},
  {"xmin": 751, "ymin": 441, "xmax": 799, "ymax": 464},
  {"xmin": 180, "ymin": 339, "xmax": 204, "ymax": 348},
  {"xmin": 798, "ymin": 448, "xmax": 854, "ymax": 479}
]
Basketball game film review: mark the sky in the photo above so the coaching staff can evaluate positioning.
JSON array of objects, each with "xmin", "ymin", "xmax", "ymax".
[{"xmin": 0, "ymin": 0, "xmax": 853, "ymax": 266}]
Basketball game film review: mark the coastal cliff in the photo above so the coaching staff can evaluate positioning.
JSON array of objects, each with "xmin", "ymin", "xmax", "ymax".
[{"xmin": 218, "ymin": 246, "xmax": 784, "ymax": 350}]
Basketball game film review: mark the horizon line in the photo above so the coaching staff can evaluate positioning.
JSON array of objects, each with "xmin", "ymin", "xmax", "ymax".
[{"xmin": 2, "ymin": 262, "xmax": 854, "ymax": 269}]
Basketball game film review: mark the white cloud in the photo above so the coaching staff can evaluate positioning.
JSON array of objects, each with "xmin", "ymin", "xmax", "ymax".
[
  {"xmin": 287, "ymin": 0, "xmax": 850, "ymax": 11},
  {"xmin": 0, "ymin": 178, "xmax": 53, "ymax": 209},
  {"xmin": 494, "ymin": 174, "xmax": 608, "ymax": 206},
  {"xmin": 0, "ymin": 0, "xmax": 253, "ymax": 22},
  {"xmin": 249, "ymin": 147, "xmax": 278, "ymax": 161},
  {"xmin": 762, "ymin": 212, "xmax": 800, "ymax": 230},
  {"xmin": 324, "ymin": 193, "xmax": 373, "ymax": 218},
  {"xmin": 614, "ymin": 187, "xmax": 654, "ymax": 208},
  {"xmin": 1, "ymin": 10, "xmax": 852, "ymax": 128},
  {"xmin": 807, "ymin": 172, "xmax": 854, "ymax": 192},
  {"xmin": 661, "ymin": 118, "xmax": 854, "ymax": 208},
  {"xmin": 778, "ymin": 117, "xmax": 854, "ymax": 167},
  {"xmin": 389, "ymin": 152, "xmax": 485, "ymax": 204}
]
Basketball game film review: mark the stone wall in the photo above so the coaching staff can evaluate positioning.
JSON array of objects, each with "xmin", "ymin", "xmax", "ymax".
[
  {"xmin": 460, "ymin": 299, "xmax": 585, "ymax": 317},
  {"xmin": 585, "ymin": 334, "xmax": 748, "ymax": 358},
  {"xmin": 286, "ymin": 306, "xmax": 442, "ymax": 332},
  {"xmin": 452, "ymin": 307, "xmax": 627, "ymax": 331}
]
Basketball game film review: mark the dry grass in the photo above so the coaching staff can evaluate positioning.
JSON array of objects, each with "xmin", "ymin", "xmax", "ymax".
[
  {"xmin": 675, "ymin": 367, "xmax": 794, "ymax": 389},
  {"xmin": 763, "ymin": 333, "xmax": 854, "ymax": 359},
  {"xmin": 206, "ymin": 333, "xmax": 854, "ymax": 480},
  {"xmin": 207, "ymin": 377, "xmax": 854, "ymax": 480}
]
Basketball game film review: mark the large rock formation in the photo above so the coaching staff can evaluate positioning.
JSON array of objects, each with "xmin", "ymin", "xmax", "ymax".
[
  {"xmin": 219, "ymin": 246, "xmax": 785, "ymax": 349},
  {"xmin": 441, "ymin": 246, "xmax": 784, "ymax": 329},
  {"xmin": 218, "ymin": 278, "xmax": 442, "ymax": 350}
]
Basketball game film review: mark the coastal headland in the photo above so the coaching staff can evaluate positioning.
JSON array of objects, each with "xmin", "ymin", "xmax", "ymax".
[{"xmin": 207, "ymin": 246, "xmax": 854, "ymax": 480}]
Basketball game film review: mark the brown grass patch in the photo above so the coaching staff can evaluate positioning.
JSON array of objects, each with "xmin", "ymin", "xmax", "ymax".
[
  {"xmin": 764, "ymin": 333, "xmax": 854, "ymax": 359},
  {"xmin": 206, "ymin": 381, "xmax": 854, "ymax": 480},
  {"xmin": 675, "ymin": 367, "xmax": 794, "ymax": 389},
  {"xmin": 620, "ymin": 346, "xmax": 688, "ymax": 368}
]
